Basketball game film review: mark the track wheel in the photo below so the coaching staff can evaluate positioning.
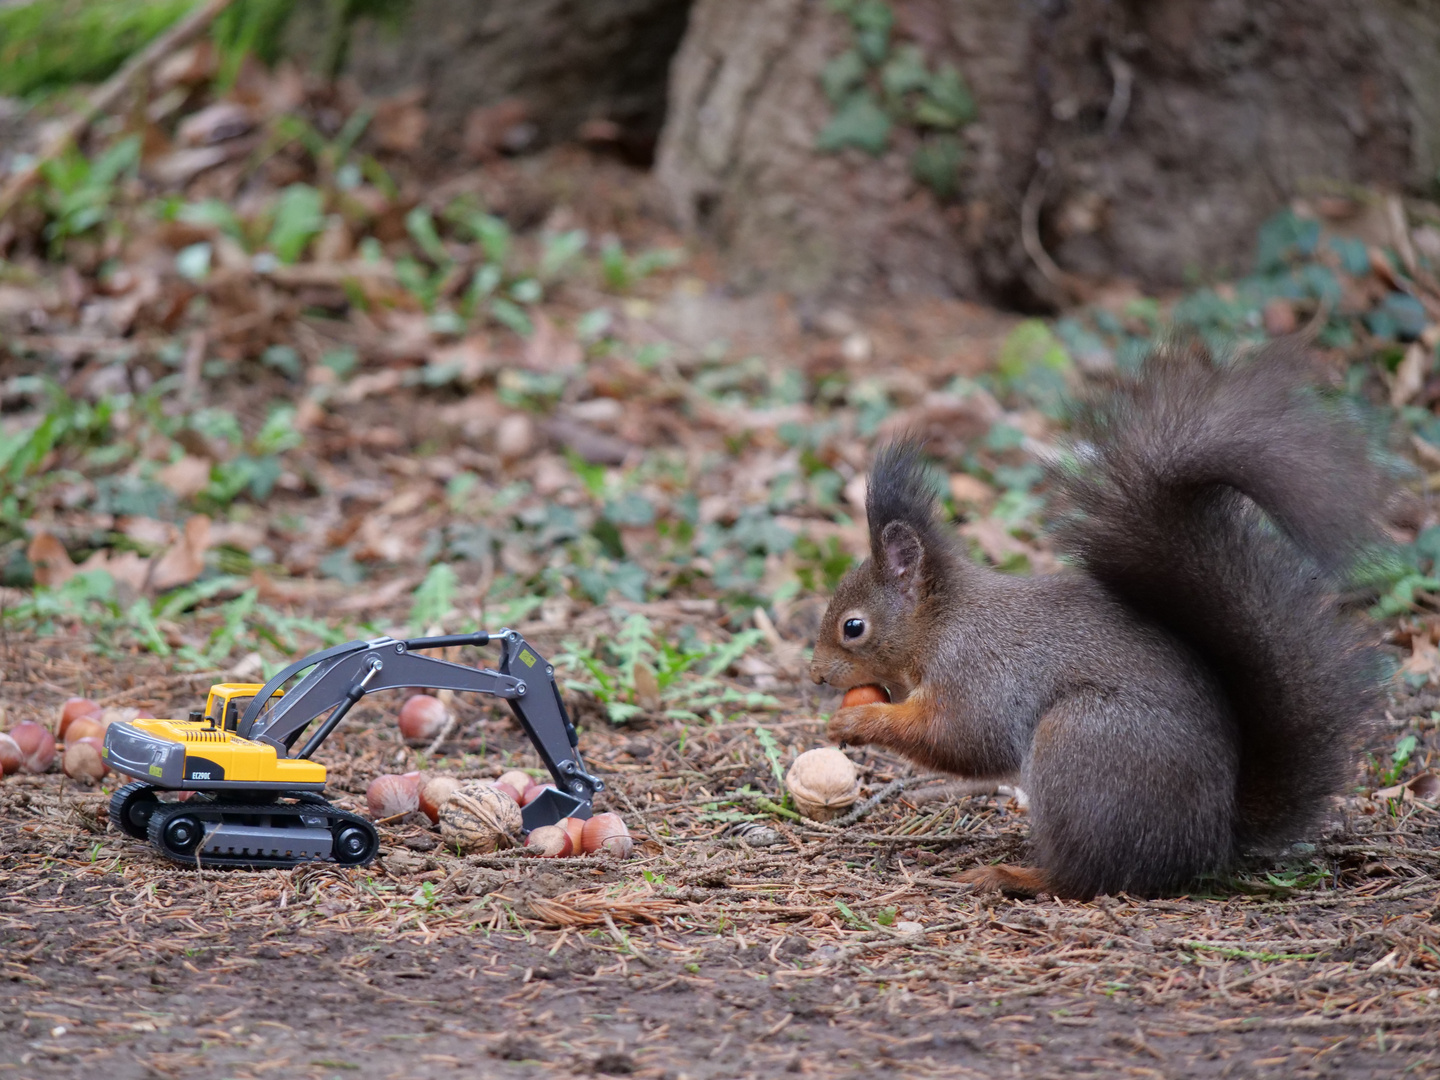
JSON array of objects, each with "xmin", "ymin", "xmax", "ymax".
[
  {"xmin": 332, "ymin": 821, "xmax": 379, "ymax": 866},
  {"xmin": 148, "ymin": 805, "xmax": 206, "ymax": 858},
  {"xmin": 109, "ymin": 781, "xmax": 160, "ymax": 840}
]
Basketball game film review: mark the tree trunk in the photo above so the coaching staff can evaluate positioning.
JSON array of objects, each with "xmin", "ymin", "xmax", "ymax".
[
  {"xmin": 283, "ymin": 0, "xmax": 694, "ymax": 163},
  {"xmin": 656, "ymin": 0, "xmax": 1440, "ymax": 303}
]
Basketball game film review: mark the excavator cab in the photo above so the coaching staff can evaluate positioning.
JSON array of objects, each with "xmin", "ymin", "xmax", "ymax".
[{"xmin": 200, "ymin": 684, "xmax": 271, "ymax": 731}]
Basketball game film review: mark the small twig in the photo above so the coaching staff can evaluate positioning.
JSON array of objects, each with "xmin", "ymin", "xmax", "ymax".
[
  {"xmin": 1102, "ymin": 50, "xmax": 1134, "ymax": 138},
  {"xmin": 1020, "ymin": 151, "xmax": 1084, "ymax": 304},
  {"xmin": 1178, "ymin": 1009, "xmax": 1440, "ymax": 1035},
  {"xmin": 1299, "ymin": 295, "xmax": 1333, "ymax": 341},
  {"xmin": 1253, "ymin": 879, "xmax": 1440, "ymax": 910},
  {"xmin": 423, "ymin": 711, "xmax": 459, "ymax": 758},
  {"xmin": 832, "ymin": 778, "xmax": 918, "ymax": 828},
  {"xmin": 602, "ymin": 911, "xmax": 658, "ymax": 969},
  {"xmin": 609, "ymin": 785, "xmax": 669, "ymax": 851},
  {"xmin": 0, "ymin": 0, "xmax": 239, "ymax": 222},
  {"xmin": 833, "ymin": 920, "xmax": 973, "ymax": 962}
]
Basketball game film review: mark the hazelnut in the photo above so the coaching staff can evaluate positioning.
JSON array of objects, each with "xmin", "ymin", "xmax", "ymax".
[
  {"xmin": 525, "ymin": 825, "xmax": 573, "ymax": 857},
  {"xmin": 786, "ymin": 747, "xmax": 859, "ymax": 822},
  {"xmin": 492, "ymin": 782, "xmax": 523, "ymax": 804},
  {"xmin": 63, "ymin": 737, "xmax": 108, "ymax": 783},
  {"xmin": 59, "ymin": 698, "xmax": 101, "ymax": 738},
  {"xmin": 521, "ymin": 783, "xmax": 557, "ymax": 807},
  {"xmin": 366, "ymin": 773, "xmax": 420, "ymax": 818},
  {"xmin": 98, "ymin": 707, "xmax": 140, "ymax": 733},
  {"xmin": 581, "ymin": 812, "xmax": 633, "ymax": 858},
  {"xmin": 398, "ymin": 694, "xmax": 448, "ymax": 745},
  {"xmin": 0, "ymin": 733, "xmax": 22, "ymax": 775},
  {"xmin": 497, "ymin": 769, "xmax": 533, "ymax": 793},
  {"xmin": 9, "ymin": 722, "xmax": 56, "ymax": 774},
  {"xmin": 842, "ymin": 684, "xmax": 889, "ymax": 707},
  {"xmin": 63, "ymin": 714, "xmax": 104, "ymax": 744},
  {"xmin": 558, "ymin": 816, "xmax": 585, "ymax": 853},
  {"xmin": 418, "ymin": 774, "xmax": 460, "ymax": 823}
]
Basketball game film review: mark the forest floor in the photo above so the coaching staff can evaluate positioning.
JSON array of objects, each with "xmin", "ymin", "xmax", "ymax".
[{"xmin": 5, "ymin": 49, "xmax": 1440, "ymax": 1080}]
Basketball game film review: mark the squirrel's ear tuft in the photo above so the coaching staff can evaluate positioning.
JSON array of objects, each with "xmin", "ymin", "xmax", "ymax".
[{"xmin": 880, "ymin": 520, "xmax": 925, "ymax": 598}]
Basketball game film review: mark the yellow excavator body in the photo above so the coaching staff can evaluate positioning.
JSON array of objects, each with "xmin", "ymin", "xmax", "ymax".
[{"xmin": 103, "ymin": 683, "xmax": 327, "ymax": 789}]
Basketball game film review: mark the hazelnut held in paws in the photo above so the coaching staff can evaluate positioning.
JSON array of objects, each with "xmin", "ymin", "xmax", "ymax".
[
  {"xmin": 810, "ymin": 342, "xmax": 1388, "ymax": 899},
  {"xmin": 841, "ymin": 684, "xmax": 889, "ymax": 708}
]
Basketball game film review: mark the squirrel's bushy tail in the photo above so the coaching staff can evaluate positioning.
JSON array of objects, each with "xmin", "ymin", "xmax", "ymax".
[{"xmin": 1052, "ymin": 340, "xmax": 1387, "ymax": 849}]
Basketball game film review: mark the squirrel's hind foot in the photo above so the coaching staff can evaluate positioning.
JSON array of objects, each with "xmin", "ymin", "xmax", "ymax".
[{"xmin": 956, "ymin": 864, "xmax": 1053, "ymax": 897}]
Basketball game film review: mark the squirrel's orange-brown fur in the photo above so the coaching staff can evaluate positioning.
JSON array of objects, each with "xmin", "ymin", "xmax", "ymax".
[{"xmin": 811, "ymin": 342, "xmax": 1388, "ymax": 899}]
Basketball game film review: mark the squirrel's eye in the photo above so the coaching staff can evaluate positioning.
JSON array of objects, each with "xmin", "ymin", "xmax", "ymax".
[{"xmin": 843, "ymin": 618, "xmax": 866, "ymax": 640}]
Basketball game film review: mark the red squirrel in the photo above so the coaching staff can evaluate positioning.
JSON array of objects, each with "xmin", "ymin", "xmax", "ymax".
[{"xmin": 810, "ymin": 341, "xmax": 1387, "ymax": 899}]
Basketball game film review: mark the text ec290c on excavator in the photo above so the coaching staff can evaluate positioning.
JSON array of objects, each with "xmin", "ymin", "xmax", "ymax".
[{"xmin": 102, "ymin": 630, "xmax": 603, "ymax": 869}]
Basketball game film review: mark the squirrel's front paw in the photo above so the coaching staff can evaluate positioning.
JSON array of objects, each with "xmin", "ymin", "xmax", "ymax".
[{"xmin": 826, "ymin": 705, "xmax": 873, "ymax": 747}]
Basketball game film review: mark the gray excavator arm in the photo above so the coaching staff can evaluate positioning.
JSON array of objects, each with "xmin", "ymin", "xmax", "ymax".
[{"xmin": 235, "ymin": 630, "xmax": 604, "ymax": 826}]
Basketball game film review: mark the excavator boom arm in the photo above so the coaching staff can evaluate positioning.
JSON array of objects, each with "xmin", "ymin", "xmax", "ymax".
[{"xmin": 234, "ymin": 630, "xmax": 603, "ymax": 813}]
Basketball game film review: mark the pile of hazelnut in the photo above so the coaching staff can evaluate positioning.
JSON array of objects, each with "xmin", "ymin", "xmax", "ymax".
[{"xmin": 367, "ymin": 694, "xmax": 632, "ymax": 859}]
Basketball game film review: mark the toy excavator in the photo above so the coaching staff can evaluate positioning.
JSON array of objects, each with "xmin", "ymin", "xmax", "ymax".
[{"xmin": 102, "ymin": 630, "xmax": 603, "ymax": 869}]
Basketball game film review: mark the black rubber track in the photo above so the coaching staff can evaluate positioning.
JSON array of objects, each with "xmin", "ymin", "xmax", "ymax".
[
  {"xmin": 109, "ymin": 781, "xmax": 160, "ymax": 840},
  {"xmin": 142, "ymin": 795, "xmax": 379, "ymax": 869}
]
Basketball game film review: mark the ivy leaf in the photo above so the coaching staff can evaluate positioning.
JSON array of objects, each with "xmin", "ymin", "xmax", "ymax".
[
  {"xmin": 997, "ymin": 319, "xmax": 1074, "ymax": 415},
  {"xmin": 409, "ymin": 563, "xmax": 458, "ymax": 634},
  {"xmin": 1366, "ymin": 292, "xmax": 1429, "ymax": 341},
  {"xmin": 911, "ymin": 135, "xmax": 964, "ymax": 198},
  {"xmin": 266, "ymin": 184, "xmax": 325, "ymax": 264},
  {"xmin": 850, "ymin": 0, "xmax": 894, "ymax": 63},
  {"xmin": 1254, "ymin": 210, "xmax": 1320, "ymax": 274},
  {"xmin": 817, "ymin": 91, "xmax": 892, "ymax": 155},
  {"xmin": 405, "ymin": 206, "xmax": 449, "ymax": 265},
  {"xmin": 821, "ymin": 49, "xmax": 867, "ymax": 105},
  {"xmin": 539, "ymin": 229, "xmax": 588, "ymax": 280},
  {"xmin": 609, "ymin": 561, "xmax": 649, "ymax": 602},
  {"xmin": 881, "ymin": 44, "xmax": 930, "ymax": 99},
  {"xmin": 604, "ymin": 492, "xmax": 656, "ymax": 527},
  {"xmin": 1295, "ymin": 262, "xmax": 1342, "ymax": 307},
  {"xmin": 1328, "ymin": 235, "xmax": 1370, "ymax": 276},
  {"xmin": 914, "ymin": 64, "xmax": 975, "ymax": 129}
]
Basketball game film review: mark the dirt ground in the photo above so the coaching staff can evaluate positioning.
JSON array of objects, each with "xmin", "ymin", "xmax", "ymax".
[
  {"xmin": 5, "ymin": 52, "xmax": 1440, "ymax": 1079},
  {"xmin": 3, "ymin": 638, "xmax": 1440, "ymax": 1080}
]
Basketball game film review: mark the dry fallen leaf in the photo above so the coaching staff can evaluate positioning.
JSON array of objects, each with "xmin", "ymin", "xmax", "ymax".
[
  {"xmin": 1400, "ymin": 633, "xmax": 1440, "ymax": 685},
  {"xmin": 79, "ymin": 549, "xmax": 151, "ymax": 594},
  {"xmin": 1262, "ymin": 298, "xmax": 1297, "ymax": 337},
  {"xmin": 154, "ymin": 40, "xmax": 218, "ymax": 90},
  {"xmin": 177, "ymin": 101, "xmax": 254, "ymax": 146},
  {"xmin": 949, "ymin": 473, "xmax": 996, "ymax": 509},
  {"xmin": 960, "ymin": 517, "xmax": 1037, "ymax": 567},
  {"xmin": 632, "ymin": 661, "xmax": 662, "ymax": 712},
  {"xmin": 1368, "ymin": 949, "xmax": 1401, "ymax": 973},
  {"xmin": 120, "ymin": 516, "xmax": 179, "ymax": 548},
  {"xmin": 148, "ymin": 144, "xmax": 244, "ymax": 187},
  {"xmin": 523, "ymin": 313, "xmax": 583, "ymax": 372},
  {"xmin": 1374, "ymin": 771, "xmax": 1440, "ymax": 803},
  {"xmin": 149, "ymin": 515, "xmax": 212, "ymax": 592},
  {"xmin": 463, "ymin": 98, "xmax": 533, "ymax": 161},
  {"xmin": 27, "ymin": 533, "xmax": 76, "ymax": 588},
  {"xmin": 211, "ymin": 521, "xmax": 266, "ymax": 552},
  {"xmin": 334, "ymin": 574, "xmax": 419, "ymax": 614},
  {"xmin": 372, "ymin": 90, "xmax": 429, "ymax": 154},
  {"xmin": 1391, "ymin": 341, "xmax": 1430, "ymax": 408},
  {"xmin": 157, "ymin": 455, "xmax": 213, "ymax": 499},
  {"xmin": 340, "ymin": 369, "xmax": 405, "ymax": 404},
  {"xmin": 428, "ymin": 337, "xmax": 494, "ymax": 384}
]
